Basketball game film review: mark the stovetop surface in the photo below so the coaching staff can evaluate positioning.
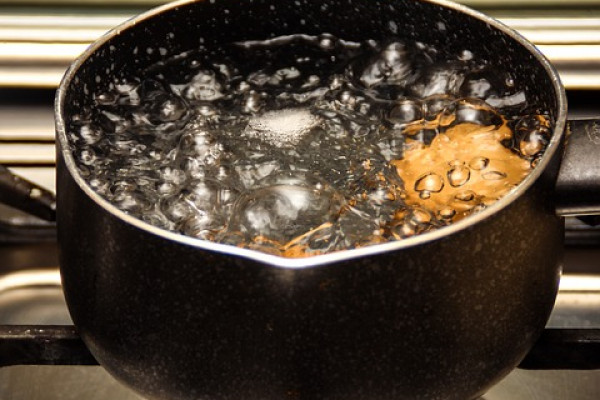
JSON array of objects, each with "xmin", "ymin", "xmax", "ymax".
[
  {"xmin": 3, "ymin": 0, "xmax": 600, "ymax": 396},
  {"xmin": 1, "ymin": 268, "xmax": 599, "ymax": 399}
]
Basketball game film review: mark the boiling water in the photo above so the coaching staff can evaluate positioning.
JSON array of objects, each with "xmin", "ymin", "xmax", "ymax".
[{"xmin": 69, "ymin": 34, "xmax": 551, "ymax": 257}]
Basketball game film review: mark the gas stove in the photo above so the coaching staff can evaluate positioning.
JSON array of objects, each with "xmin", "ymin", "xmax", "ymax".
[
  {"xmin": 0, "ymin": 90, "xmax": 599, "ymax": 400},
  {"xmin": 1, "ymin": 2, "xmax": 600, "ymax": 399},
  {"xmin": 0, "ymin": 234, "xmax": 600, "ymax": 400}
]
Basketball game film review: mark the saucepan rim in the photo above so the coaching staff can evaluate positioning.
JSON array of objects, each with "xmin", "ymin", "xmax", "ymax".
[{"xmin": 54, "ymin": 0, "xmax": 567, "ymax": 268}]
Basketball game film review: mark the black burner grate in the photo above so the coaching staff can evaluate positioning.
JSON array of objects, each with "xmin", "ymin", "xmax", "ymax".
[{"xmin": 0, "ymin": 325, "xmax": 599, "ymax": 370}]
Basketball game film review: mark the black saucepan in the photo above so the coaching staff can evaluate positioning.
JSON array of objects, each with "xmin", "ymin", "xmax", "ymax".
[{"xmin": 26, "ymin": 0, "xmax": 599, "ymax": 399}]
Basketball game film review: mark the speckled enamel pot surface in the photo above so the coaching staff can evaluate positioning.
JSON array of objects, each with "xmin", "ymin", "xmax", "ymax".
[{"xmin": 55, "ymin": 0, "xmax": 566, "ymax": 399}]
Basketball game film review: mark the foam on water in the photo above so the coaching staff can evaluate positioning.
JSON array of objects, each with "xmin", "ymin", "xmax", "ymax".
[{"xmin": 243, "ymin": 108, "xmax": 320, "ymax": 147}]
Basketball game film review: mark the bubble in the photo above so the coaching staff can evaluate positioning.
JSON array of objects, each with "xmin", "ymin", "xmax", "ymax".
[
  {"xmin": 141, "ymin": 211, "xmax": 174, "ymax": 230},
  {"xmin": 177, "ymin": 130, "xmax": 223, "ymax": 165},
  {"xmin": 459, "ymin": 50, "xmax": 473, "ymax": 61},
  {"xmin": 388, "ymin": 100, "xmax": 423, "ymax": 125},
  {"xmin": 156, "ymin": 181, "xmax": 180, "ymax": 196},
  {"xmin": 242, "ymin": 91, "xmax": 264, "ymax": 113},
  {"xmin": 111, "ymin": 137, "xmax": 146, "ymax": 156},
  {"xmin": 139, "ymin": 79, "xmax": 167, "ymax": 97},
  {"xmin": 115, "ymin": 82, "xmax": 141, "ymax": 106},
  {"xmin": 414, "ymin": 173, "xmax": 444, "ymax": 193},
  {"xmin": 159, "ymin": 179, "xmax": 235, "ymax": 225},
  {"xmin": 455, "ymin": 190, "xmax": 476, "ymax": 202},
  {"xmin": 530, "ymin": 156, "xmax": 542, "ymax": 169},
  {"xmin": 360, "ymin": 41, "xmax": 413, "ymax": 88},
  {"xmin": 329, "ymin": 75, "xmax": 344, "ymax": 90},
  {"xmin": 160, "ymin": 193, "xmax": 196, "ymax": 222},
  {"xmin": 357, "ymin": 102, "xmax": 371, "ymax": 115},
  {"xmin": 158, "ymin": 166, "xmax": 187, "ymax": 185},
  {"xmin": 195, "ymin": 105, "xmax": 217, "ymax": 118},
  {"xmin": 459, "ymin": 72, "xmax": 496, "ymax": 99},
  {"xmin": 234, "ymin": 160, "xmax": 281, "ymax": 189},
  {"xmin": 70, "ymin": 110, "xmax": 92, "ymax": 126},
  {"xmin": 115, "ymin": 82, "xmax": 138, "ymax": 95},
  {"xmin": 113, "ymin": 190, "xmax": 155, "ymax": 214},
  {"xmin": 387, "ymin": 206, "xmax": 438, "ymax": 239},
  {"xmin": 408, "ymin": 128, "xmax": 438, "ymax": 145},
  {"xmin": 423, "ymin": 95, "xmax": 455, "ymax": 121},
  {"xmin": 410, "ymin": 207, "xmax": 432, "ymax": 224},
  {"xmin": 179, "ymin": 156, "xmax": 207, "ymax": 179},
  {"xmin": 318, "ymin": 34, "xmax": 336, "ymax": 50},
  {"xmin": 80, "ymin": 125, "xmax": 103, "ymax": 145},
  {"xmin": 187, "ymin": 180, "xmax": 229, "ymax": 210},
  {"xmin": 108, "ymin": 180, "xmax": 137, "ymax": 197},
  {"xmin": 78, "ymin": 148, "xmax": 98, "ymax": 166},
  {"xmin": 447, "ymin": 165, "xmax": 470, "ymax": 187},
  {"xmin": 247, "ymin": 71, "xmax": 271, "ymax": 86},
  {"xmin": 481, "ymin": 171, "xmax": 507, "ymax": 181},
  {"xmin": 180, "ymin": 212, "xmax": 226, "ymax": 239},
  {"xmin": 339, "ymin": 90, "xmax": 356, "ymax": 106},
  {"xmin": 237, "ymin": 81, "xmax": 251, "ymax": 92},
  {"xmin": 486, "ymin": 91, "xmax": 527, "ymax": 110},
  {"xmin": 346, "ymin": 120, "xmax": 372, "ymax": 137},
  {"xmin": 183, "ymin": 70, "xmax": 224, "ymax": 101},
  {"xmin": 217, "ymin": 187, "xmax": 239, "ymax": 214},
  {"xmin": 145, "ymin": 94, "xmax": 188, "ymax": 125},
  {"xmin": 453, "ymin": 99, "xmax": 502, "ymax": 126},
  {"xmin": 337, "ymin": 206, "xmax": 381, "ymax": 247},
  {"xmin": 95, "ymin": 92, "xmax": 117, "ymax": 105},
  {"xmin": 468, "ymin": 156, "xmax": 489, "ymax": 171},
  {"xmin": 411, "ymin": 64, "xmax": 464, "ymax": 98},
  {"xmin": 302, "ymin": 75, "xmax": 321, "ymax": 88},
  {"xmin": 438, "ymin": 207, "xmax": 456, "ymax": 220},
  {"xmin": 519, "ymin": 129, "xmax": 547, "ymax": 157},
  {"xmin": 377, "ymin": 133, "xmax": 405, "ymax": 161},
  {"xmin": 390, "ymin": 221, "xmax": 416, "ymax": 239},
  {"xmin": 275, "ymin": 67, "xmax": 301, "ymax": 80},
  {"xmin": 97, "ymin": 111, "xmax": 123, "ymax": 134},
  {"xmin": 89, "ymin": 177, "xmax": 110, "ymax": 195},
  {"xmin": 228, "ymin": 171, "xmax": 343, "ymax": 244},
  {"xmin": 514, "ymin": 116, "xmax": 551, "ymax": 158}
]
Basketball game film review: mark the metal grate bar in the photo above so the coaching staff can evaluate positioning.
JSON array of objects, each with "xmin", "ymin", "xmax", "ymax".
[
  {"xmin": 0, "ymin": 325, "xmax": 98, "ymax": 367},
  {"xmin": 0, "ymin": 324, "xmax": 598, "ymax": 369}
]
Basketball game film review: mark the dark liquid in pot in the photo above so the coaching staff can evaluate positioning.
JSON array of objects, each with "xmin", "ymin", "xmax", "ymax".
[{"xmin": 68, "ymin": 34, "xmax": 551, "ymax": 257}]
